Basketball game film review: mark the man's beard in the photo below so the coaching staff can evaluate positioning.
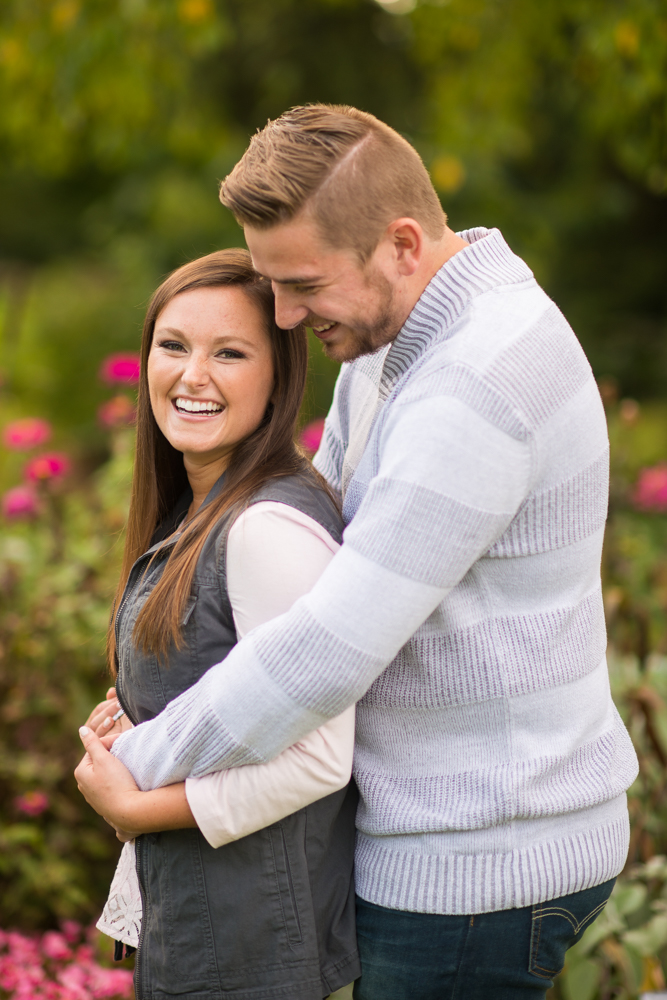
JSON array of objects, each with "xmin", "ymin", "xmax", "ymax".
[{"xmin": 321, "ymin": 269, "xmax": 402, "ymax": 364}]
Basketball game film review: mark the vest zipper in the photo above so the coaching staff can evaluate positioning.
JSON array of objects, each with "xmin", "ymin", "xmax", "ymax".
[{"xmin": 133, "ymin": 834, "xmax": 147, "ymax": 1000}]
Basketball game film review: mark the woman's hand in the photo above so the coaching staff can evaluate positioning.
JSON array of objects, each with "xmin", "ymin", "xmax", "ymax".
[
  {"xmin": 75, "ymin": 726, "xmax": 143, "ymax": 832},
  {"xmin": 85, "ymin": 688, "xmax": 134, "ymax": 738},
  {"xmin": 74, "ymin": 726, "xmax": 197, "ymax": 837}
]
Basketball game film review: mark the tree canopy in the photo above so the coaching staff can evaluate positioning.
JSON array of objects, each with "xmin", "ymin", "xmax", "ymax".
[{"xmin": 0, "ymin": 0, "xmax": 665, "ymax": 442}]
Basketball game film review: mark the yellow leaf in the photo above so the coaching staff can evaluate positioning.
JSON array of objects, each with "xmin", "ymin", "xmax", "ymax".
[
  {"xmin": 52, "ymin": 0, "xmax": 80, "ymax": 31},
  {"xmin": 431, "ymin": 155, "xmax": 466, "ymax": 194},
  {"xmin": 177, "ymin": 0, "xmax": 214, "ymax": 25},
  {"xmin": 641, "ymin": 954, "xmax": 666, "ymax": 991},
  {"xmin": 614, "ymin": 21, "xmax": 640, "ymax": 58}
]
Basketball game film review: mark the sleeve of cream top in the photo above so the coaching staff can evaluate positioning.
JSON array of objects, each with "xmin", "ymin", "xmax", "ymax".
[{"xmin": 184, "ymin": 501, "xmax": 355, "ymax": 849}]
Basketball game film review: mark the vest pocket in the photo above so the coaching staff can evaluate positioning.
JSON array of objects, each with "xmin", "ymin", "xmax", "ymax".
[{"xmin": 269, "ymin": 824, "xmax": 303, "ymax": 945}]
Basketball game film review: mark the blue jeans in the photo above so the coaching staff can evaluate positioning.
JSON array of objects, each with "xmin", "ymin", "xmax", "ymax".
[{"xmin": 353, "ymin": 878, "xmax": 615, "ymax": 1000}]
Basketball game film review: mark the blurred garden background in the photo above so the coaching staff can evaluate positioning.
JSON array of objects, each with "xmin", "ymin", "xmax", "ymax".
[{"xmin": 1, "ymin": 0, "xmax": 667, "ymax": 997}]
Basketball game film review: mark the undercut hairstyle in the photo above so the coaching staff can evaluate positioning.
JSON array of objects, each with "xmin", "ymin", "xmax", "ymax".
[
  {"xmin": 220, "ymin": 104, "xmax": 447, "ymax": 261},
  {"xmin": 107, "ymin": 248, "xmax": 317, "ymax": 668}
]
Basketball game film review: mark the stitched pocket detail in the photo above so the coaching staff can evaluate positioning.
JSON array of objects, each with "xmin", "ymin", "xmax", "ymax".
[{"xmin": 529, "ymin": 899, "xmax": 609, "ymax": 979}]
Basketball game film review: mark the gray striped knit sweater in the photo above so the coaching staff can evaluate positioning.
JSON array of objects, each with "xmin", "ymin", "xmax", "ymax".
[{"xmin": 113, "ymin": 226, "xmax": 638, "ymax": 915}]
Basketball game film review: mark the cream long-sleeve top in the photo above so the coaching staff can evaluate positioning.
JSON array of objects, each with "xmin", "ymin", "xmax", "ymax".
[{"xmin": 97, "ymin": 501, "xmax": 354, "ymax": 947}]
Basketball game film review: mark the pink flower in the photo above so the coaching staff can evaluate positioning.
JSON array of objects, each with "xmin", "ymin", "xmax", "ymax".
[
  {"xmin": 15, "ymin": 790, "xmax": 49, "ymax": 816},
  {"xmin": 59, "ymin": 922, "xmax": 82, "ymax": 946},
  {"xmin": 25, "ymin": 452, "xmax": 71, "ymax": 482},
  {"xmin": 300, "ymin": 418, "xmax": 325, "ymax": 454},
  {"xmin": 97, "ymin": 396, "xmax": 136, "ymax": 429},
  {"xmin": 99, "ymin": 353, "xmax": 141, "ymax": 385},
  {"xmin": 2, "ymin": 484, "xmax": 39, "ymax": 520},
  {"xmin": 42, "ymin": 933, "xmax": 72, "ymax": 962},
  {"xmin": 88, "ymin": 966, "xmax": 134, "ymax": 998},
  {"xmin": 0, "ymin": 924, "xmax": 134, "ymax": 1000},
  {"xmin": 633, "ymin": 465, "xmax": 667, "ymax": 512},
  {"xmin": 3, "ymin": 418, "xmax": 52, "ymax": 451}
]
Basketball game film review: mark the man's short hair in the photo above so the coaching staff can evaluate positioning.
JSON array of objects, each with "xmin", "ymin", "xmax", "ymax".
[{"xmin": 220, "ymin": 104, "xmax": 446, "ymax": 261}]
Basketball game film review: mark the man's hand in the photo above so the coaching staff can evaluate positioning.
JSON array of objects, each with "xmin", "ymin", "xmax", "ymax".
[
  {"xmin": 75, "ymin": 725, "xmax": 142, "ymax": 833},
  {"xmin": 85, "ymin": 687, "xmax": 133, "ymax": 738}
]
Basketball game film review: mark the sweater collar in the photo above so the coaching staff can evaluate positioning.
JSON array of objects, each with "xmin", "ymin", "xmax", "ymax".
[{"xmin": 381, "ymin": 227, "xmax": 534, "ymax": 389}]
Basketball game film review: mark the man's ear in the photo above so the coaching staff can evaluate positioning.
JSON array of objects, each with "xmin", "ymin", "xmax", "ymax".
[{"xmin": 386, "ymin": 218, "xmax": 424, "ymax": 277}]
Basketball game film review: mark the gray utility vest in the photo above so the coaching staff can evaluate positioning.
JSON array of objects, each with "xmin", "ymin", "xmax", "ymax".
[{"xmin": 114, "ymin": 471, "xmax": 360, "ymax": 1000}]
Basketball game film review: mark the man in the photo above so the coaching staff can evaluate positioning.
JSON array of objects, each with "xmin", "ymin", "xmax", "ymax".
[{"xmin": 107, "ymin": 105, "xmax": 638, "ymax": 998}]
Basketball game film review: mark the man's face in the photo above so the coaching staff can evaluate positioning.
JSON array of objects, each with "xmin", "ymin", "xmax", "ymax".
[{"xmin": 245, "ymin": 214, "xmax": 404, "ymax": 363}]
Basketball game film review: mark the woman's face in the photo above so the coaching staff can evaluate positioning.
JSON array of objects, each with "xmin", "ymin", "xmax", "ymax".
[{"xmin": 148, "ymin": 285, "xmax": 275, "ymax": 473}]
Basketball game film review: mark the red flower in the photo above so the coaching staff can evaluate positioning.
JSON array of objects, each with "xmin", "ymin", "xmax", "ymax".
[
  {"xmin": 15, "ymin": 791, "xmax": 49, "ymax": 816},
  {"xmin": 97, "ymin": 396, "xmax": 136, "ymax": 428},
  {"xmin": 25, "ymin": 452, "xmax": 71, "ymax": 482},
  {"xmin": 99, "ymin": 353, "xmax": 141, "ymax": 385},
  {"xmin": 633, "ymin": 465, "xmax": 667, "ymax": 512},
  {"xmin": 2, "ymin": 418, "xmax": 52, "ymax": 451},
  {"xmin": 300, "ymin": 418, "xmax": 325, "ymax": 454},
  {"xmin": 2, "ymin": 485, "xmax": 39, "ymax": 520}
]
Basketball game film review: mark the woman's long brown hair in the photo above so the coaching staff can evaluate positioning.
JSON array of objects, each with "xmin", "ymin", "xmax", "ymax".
[{"xmin": 107, "ymin": 248, "xmax": 313, "ymax": 670}]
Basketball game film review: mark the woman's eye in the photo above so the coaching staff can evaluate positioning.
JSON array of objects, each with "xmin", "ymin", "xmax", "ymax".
[
  {"xmin": 216, "ymin": 349, "xmax": 245, "ymax": 360},
  {"xmin": 158, "ymin": 340, "xmax": 186, "ymax": 352}
]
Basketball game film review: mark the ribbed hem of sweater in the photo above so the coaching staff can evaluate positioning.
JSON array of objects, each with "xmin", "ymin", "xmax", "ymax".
[{"xmin": 354, "ymin": 795, "xmax": 629, "ymax": 915}]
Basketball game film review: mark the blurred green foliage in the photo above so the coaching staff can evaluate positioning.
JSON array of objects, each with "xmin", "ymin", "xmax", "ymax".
[
  {"xmin": 0, "ymin": 430, "xmax": 131, "ymax": 929},
  {"xmin": 0, "ymin": 0, "xmax": 666, "ymax": 450}
]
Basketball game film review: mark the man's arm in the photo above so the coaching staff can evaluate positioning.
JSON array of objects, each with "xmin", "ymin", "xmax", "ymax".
[{"xmin": 112, "ymin": 391, "xmax": 532, "ymax": 790}]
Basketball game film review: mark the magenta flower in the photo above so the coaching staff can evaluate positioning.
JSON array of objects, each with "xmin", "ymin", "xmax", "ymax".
[
  {"xmin": 42, "ymin": 933, "xmax": 72, "ymax": 963},
  {"xmin": 300, "ymin": 418, "xmax": 325, "ymax": 454},
  {"xmin": 0, "ymin": 924, "xmax": 134, "ymax": 1000},
  {"xmin": 2, "ymin": 485, "xmax": 40, "ymax": 520},
  {"xmin": 97, "ymin": 395, "xmax": 136, "ymax": 429},
  {"xmin": 99, "ymin": 352, "xmax": 141, "ymax": 385},
  {"xmin": 633, "ymin": 465, "xmax": 667, "ymax": 512},
  {"xmin": 2, "ymin": 418, "xmax": 52, "ymax": 451},
  {"xmin": 25, "ymin": 452, "xmax": 71, "ymax": 482},
  {"xmin": 60, "ymin": 922, "xmax": 82, "ymax": 946},
  {"xmin": 14, "ymin": 790, "xmax": 49, "ymax": 816}
]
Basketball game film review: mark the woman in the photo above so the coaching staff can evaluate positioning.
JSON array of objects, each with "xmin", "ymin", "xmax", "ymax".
[{"xmin": 74, "ymin": 249, "xmax": 359, "ymax": 1000}]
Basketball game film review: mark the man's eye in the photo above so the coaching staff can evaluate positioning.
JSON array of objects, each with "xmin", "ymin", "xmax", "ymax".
[{"xmin": 296, "ymin": 285, "xmax": 317, "ymax": 295}]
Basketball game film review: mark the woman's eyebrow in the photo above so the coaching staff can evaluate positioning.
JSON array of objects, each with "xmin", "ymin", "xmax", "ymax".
[
  {"xmin": 154, "ymin": 326, "xmax": 257, "ymax": 348},
  {"xmin": 154, "ymin": 326, "xmax": 186, "ymax": 337}
]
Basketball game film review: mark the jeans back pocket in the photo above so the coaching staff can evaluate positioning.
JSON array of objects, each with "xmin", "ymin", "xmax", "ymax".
[{"xmin": 529, "ymin": 878, "xmax": 616, "ymax": 979}]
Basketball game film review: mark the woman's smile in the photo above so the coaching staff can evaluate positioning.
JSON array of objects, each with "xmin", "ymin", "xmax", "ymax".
[{"xmin": 172, "ymin": 396, "xmax": 225, "ymax": 416}]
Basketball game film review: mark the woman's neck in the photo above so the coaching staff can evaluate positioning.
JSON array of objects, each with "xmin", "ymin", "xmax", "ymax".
[{"xmin": 184, "ymin": 455, "xmax": 229, "ymax": 518}]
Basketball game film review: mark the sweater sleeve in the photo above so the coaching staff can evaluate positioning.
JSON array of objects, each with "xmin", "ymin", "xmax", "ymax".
[
  {"xmin": 184, "ymin": 502, "xmax": 354, "ymax": 847},
  {"xmin": 112, "ymin": 390, "xmax": 532, "ymax": 789}
]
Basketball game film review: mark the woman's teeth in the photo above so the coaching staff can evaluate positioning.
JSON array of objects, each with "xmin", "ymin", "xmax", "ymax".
[{"xmin": 174, "ymin": 398, "xmax": 223, "ymax": 414}]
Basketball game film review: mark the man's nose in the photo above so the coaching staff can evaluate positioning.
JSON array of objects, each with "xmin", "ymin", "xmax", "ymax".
[{"xmin": 272, "ymin": 283, "xmax": 308, "ymax": 330}]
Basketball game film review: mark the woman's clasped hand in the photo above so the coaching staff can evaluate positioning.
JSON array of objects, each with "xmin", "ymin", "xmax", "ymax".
[{"xmin": 74, "ymin": 725, "xmax": 141, "ymax": 841}]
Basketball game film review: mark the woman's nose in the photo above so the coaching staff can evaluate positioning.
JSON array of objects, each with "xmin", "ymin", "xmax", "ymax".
[{"xmin": 181, "ymin": 352, "xmax": 210, "ymax": 386}]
